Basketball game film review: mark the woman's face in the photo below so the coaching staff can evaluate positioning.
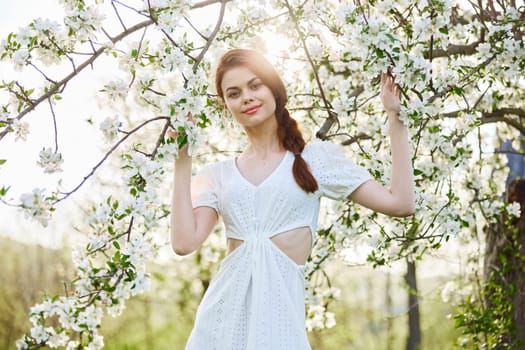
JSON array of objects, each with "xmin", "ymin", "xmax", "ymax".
[{"xmin": 220, "ymin": 66, "xmax": 277, "ymax": 130}]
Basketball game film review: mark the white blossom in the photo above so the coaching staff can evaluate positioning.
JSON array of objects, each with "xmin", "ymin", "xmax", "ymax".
[
  {"xmin": 131, "ymin": 270, "xmax": 151, "ymax": 295},
  {"xmin": 16, "ymin": 26, "xmax": 33, "ymax": 46},
  {"xmin": 85, "ymin": 334, "xmax": 104, "ymax": 350},
  {"xmin": 99, "ymin": 116, "xmax": 121, "ymax": 142},
  {"xmin": 46, "ymin": 331, "xmax": 69, "ymax": 348},
  {"xmin": 507, "ymin": 202, "xmax": 521, "ymax": 218},
  {"xmin": 15, "ymin": 339, "xmax": 28, "ymax": 350},
  {"xmin": 64, "ymin": 6, "xmax": 105, "ymax": 41},
  {"xmin": 29, "ymin": 325, "xmax": 51, "ymax": 343},
  {"xmin": 75, "ymin": 305, "xmax": 103, "ymax": 332},
  {"xmin": 36, "ymin": 147, "xmax": 63, "ymax": 173},
  {"xmin": 107, "ymin": 302, "xmax": 126, "ymax": 317},
  {"xmin": 102, "ymin": 80, "xmax": 129, "ymax": 101},
  {"xmin": 12, "ymin": 119, "xmax": 30, "ymax": 141},
  {"xmin": 12, "ymin": 49, "xmax": 30, "ymax": 70},
  {"xmin": 19, "ymin": 188, "xmax": 54, "ymax": 227},
  {"xmin": 155, "ymin": 140, "xmax": 179, "ymax": 162},
  {"xmin": 150, "ymin": 0, "xmax": 191, "ymax": 33},
  {"xmin": 66, "ymin": 341, "xmax": 80, "ymax": 350}
]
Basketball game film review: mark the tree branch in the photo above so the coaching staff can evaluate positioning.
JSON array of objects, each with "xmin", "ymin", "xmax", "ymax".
[
  {"xmin": 0, "ymin": 19, "xmax": 154, "ymax": 142},
  {"xmin": 316, "ymin": 85, "xmax": 364, "ymax": 139},
  {"xmin": 443, "ymin": 108, "xmax": 525, "ymax": 136},
  {"xmin": 426, "ymin": 34, "xmax": 485, "ymax": 59}
]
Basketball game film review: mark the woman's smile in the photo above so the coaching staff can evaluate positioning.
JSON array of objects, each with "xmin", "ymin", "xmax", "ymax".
[{"xmin": 243, "ymin": 105, "xmax": 261, "ymax": 115}]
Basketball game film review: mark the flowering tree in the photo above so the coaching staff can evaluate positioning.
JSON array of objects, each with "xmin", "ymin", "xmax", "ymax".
[{"xmin": 1, "ymin": 0, "xmax": 524, "ymax": 348}]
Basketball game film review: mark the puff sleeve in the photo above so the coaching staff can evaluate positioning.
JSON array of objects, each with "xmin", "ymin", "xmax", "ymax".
[
  {"xmin": 191, "ymin": 163, "xmax": 219, "ymax": 213},
  {"xmin": 305, "ymin": 141, "xmax": 373, "ymax": 200}
]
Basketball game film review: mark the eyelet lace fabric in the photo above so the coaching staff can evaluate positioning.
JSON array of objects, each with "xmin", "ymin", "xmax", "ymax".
[{"xmin": 185, "ymin": 141, "xmax": 373, "ymax": 350}]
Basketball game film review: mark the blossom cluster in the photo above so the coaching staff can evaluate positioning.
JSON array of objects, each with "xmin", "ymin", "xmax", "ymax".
[
  {"xmin": 19, "ymin": 188, "xmax": 55, "ymax": 227},
  {"xmin": 36, "ymin": 147, "xmax": 64, "ymax": 173},
  {"xmin": 305, "ymin": 284, "xmax": 340, "ymax": 331}
]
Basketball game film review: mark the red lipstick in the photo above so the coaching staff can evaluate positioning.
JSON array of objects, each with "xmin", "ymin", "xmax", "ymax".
[{"xmin": 244, "ymin": 106, "xmax": 260, "ymax": 115}]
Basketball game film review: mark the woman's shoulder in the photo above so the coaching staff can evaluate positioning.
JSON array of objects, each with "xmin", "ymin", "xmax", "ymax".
[
  {"xmin": 193, "ymin": 157, "xmax": 234, "ymax": 179},
  {"xmin": 303, "ymin": 140, "xmax": 343, "ymax": 159}
]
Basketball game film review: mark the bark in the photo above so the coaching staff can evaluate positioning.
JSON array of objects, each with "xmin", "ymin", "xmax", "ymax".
[
  {"xmin": 405, "ymin": 259, "xmax": 421, "ymax": 350},
  {"xmin": 386, "ymin": 272, "xmax": 394, "ymax": 350},
  {"xmin": 484, "ymin": 178, "xmax": 525, "ymax": 349}
]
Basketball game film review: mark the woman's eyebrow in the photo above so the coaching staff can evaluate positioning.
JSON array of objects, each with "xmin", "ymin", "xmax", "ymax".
[{"xmin": 225, "ymin": 77, "xmax": 260, "ymax": 91}]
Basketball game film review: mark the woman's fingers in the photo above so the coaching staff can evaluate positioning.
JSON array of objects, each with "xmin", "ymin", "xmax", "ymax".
[
  {"xmin": 167, "ymin": 112, "xmax": 195, "ymax": 139},
  {"xmin": 167, "ymin": 128, "xmax": 179, "ymax": 141},
  {"xmin": 380, "ymin": 72, "xmax": 396, "ymax": 97}
]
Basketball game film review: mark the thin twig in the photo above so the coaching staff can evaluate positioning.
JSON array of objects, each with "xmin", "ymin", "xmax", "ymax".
[
  {"xmin": 184, "ymin": 16, "xmax": 207, "ymax": 40},
  {"xmin": 150, "ymin": 119, "xmax": 171, "ymax": 159},
  {"xmin": 55, "ymin": 116, "xmax": 169, "ymax": 203},
  {"xmin": 111, "ymin": 0, "xmax": 128, "ymax": 31},
  {"xmin": 48, "ymin": 98, "xmax": 59, "ymax": 152},
  {"xmin": 29, "ymin": 63, "xmax": 57, "ymax": 84}
]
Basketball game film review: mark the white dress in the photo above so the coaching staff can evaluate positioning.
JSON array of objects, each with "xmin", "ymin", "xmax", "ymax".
[{"xmin": 185, "ymin": 141, "xmax": 372, "ymax": 350}]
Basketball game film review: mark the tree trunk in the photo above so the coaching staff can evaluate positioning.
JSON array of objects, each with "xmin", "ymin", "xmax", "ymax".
[
  {"xmin": 405, "ymin": 259, "xmax": 421, "ymax": 350},
  {"xmin": 386, "ymin": 272, "xmax": 394, "ymax": 350},
  {"xmin": 484, "ymin": 178, "xmax": 525, "ymax": 349}
]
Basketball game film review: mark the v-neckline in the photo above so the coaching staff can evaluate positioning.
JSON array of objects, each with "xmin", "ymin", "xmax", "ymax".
[{"xmin": 233, "ymin": 151, "xmax": 290, "ymax": 188}]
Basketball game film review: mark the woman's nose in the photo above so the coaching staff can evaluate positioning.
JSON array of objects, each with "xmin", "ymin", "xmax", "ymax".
[{"xmin": 242, "ymin": 90, "xmax": 254, "ymax": 103}]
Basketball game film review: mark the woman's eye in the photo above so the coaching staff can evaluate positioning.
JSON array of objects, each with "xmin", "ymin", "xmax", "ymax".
[
  {"xmin": 227, "ymin": 91, "xmax": 239, "ymax": 98},
  {"xmin": 251, "ymin": 82, "xmax": 261, "ymax": 90}
]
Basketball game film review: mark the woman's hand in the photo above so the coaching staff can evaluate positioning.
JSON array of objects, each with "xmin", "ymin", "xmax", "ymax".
[
  {"xmin": 168, "ymin": 112, "xmax": 194, "ymax": 161},
  {"xmin": 380, "ymin": 68, "xmax": 401, "ymax": 116}
]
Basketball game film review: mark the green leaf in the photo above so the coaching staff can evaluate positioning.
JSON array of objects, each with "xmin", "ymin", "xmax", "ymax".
[
  {"xmin": 375, "ymin": 47, "xmax": 385, "ymax": 58},
  {"xmin": 0, "ymin": 159, "xmax": 6, "ymax": 165},
  {"xmin": 0, "ymin": 186, "xmax": 9, "ymax": 196}
]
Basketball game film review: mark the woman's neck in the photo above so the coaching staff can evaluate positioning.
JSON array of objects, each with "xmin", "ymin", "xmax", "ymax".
[{"xmin": 243, "ymin": 120, "xmax": 283, "ymax": 158}]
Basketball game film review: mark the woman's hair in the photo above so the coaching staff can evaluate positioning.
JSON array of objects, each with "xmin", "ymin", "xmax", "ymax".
[{"xmin": 215, "ymin": 48, "xmax": 318, "ymax": 193}]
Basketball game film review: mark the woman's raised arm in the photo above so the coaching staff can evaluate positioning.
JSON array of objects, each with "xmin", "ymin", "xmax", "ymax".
[
  {"xmin": 169, "ymin": 129, "xmax": 218, "ymax": 256},
  {"xmin": 349, "ymin": 71, "xmax": 415, "ymax": 217}
]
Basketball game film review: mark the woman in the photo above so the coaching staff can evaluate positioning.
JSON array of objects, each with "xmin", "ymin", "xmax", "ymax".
[{"xmin": 170, "ymin": 49, "xmax": 415, "ymax": 349}]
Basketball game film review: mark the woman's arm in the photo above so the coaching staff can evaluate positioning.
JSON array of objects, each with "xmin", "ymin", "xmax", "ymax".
[
  {"xmin": 349, "ymin": 71, "xmax": 415, "ymax": 217},
  {"xmin": 169, "ymin": 131, "xmax": 218, "ymax": 256}
]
